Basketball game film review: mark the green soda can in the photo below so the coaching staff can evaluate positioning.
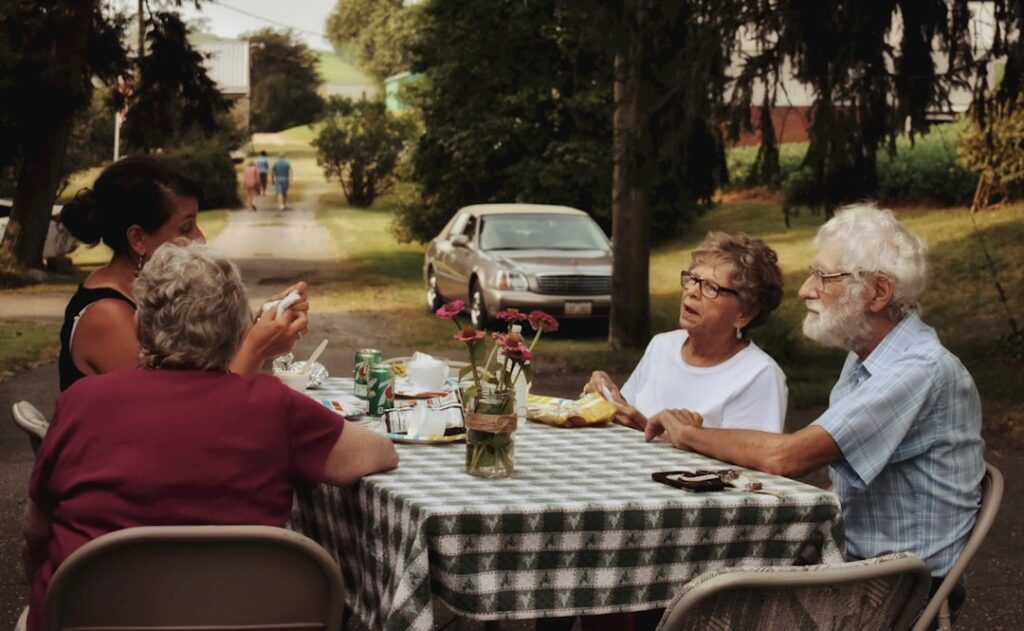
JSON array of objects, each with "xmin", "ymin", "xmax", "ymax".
[
  {"xmin": 367, "ymin": 365, "xmax": 394, "ymax": 416},
  {"xmin": 353, "ymin": 348, "xmax": 382, "ymax": 399}
]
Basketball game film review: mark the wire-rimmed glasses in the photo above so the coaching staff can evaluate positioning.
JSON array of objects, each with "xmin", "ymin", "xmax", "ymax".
[{"xmin": 807, "ymin": 266, "xmax": 853, "ymax": 292}]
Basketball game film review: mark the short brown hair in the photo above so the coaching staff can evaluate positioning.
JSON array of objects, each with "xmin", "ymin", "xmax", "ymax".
[{"xmin": 691, "ymin": 231, "xmax": 783, "ymax": 336}]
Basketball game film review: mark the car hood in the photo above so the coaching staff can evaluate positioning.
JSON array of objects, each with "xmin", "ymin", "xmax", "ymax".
[{"xmin": 491, "ymin": 249, "xmax": 612, "ymax": 275}]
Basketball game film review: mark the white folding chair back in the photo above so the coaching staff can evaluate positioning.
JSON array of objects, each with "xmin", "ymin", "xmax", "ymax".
[
  {"xmin": 657, "ymin": 552, "xmax": 932, "ymax": 631},
  {"xmin": 43, "ymin": 525, "xmax": 344, "ymax": 631},
  {"xmin": 912, "ymin": 462, "xmax": 1004, "ymax": 631},
  {"xmin": 11, "ymin": 401, "xmax": 48, "ymax": 454}
]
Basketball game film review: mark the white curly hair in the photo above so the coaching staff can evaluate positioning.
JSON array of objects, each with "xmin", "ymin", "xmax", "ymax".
[
  {"xmin": 133, "ymin": 239, "xmax": 250, "ymax": 371},
  {"xmin": 815, "ymin": 203, "xmax": 930, "ymax": 319}
]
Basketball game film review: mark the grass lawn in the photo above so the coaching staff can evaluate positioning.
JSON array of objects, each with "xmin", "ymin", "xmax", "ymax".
[
  {"xmin": 314, "ymin": 50, "xmax": 373, "ymax": 86},
  {"xmin": 0, "ymin": 320, "xmax": 59, "ymax": 378}
]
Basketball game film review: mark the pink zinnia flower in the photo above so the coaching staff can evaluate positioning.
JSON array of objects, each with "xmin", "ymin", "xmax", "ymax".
[
  {"xmin": 496, "ymin": 308, "xmax": 528, "ymax": 322},
  {"xmin": 528, "ymin": 310, "xmax": 559, "ymax": 333},
  {"xmin": 435, "ymin": 300, "xmax": 465, "ymax": 320},
  {"xmin": 454, "ymin": 326, "xmax": 486, "ymax": 343},
  {"xmin": 504, "ymin": 342, "xmax": 533, "ymax": 363}
]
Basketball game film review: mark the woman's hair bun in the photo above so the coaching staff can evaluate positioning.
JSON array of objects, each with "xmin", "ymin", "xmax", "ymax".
[{"xmin": 59, "ymin": 188, "xmax": 104, "ymax": 246}]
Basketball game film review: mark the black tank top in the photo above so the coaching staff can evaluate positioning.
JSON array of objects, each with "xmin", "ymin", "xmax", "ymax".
[{"xmin": 59, "ymin": 285, "xmax": 136, "ymax": 391}]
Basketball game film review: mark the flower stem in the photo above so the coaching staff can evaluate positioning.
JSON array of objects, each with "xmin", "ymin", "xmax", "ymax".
[{"xmin": 528, "ymin": 329, "xmax": 542, "ymax": 352}]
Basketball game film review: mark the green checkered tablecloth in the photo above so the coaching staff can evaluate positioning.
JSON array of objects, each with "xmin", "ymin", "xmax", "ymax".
[{"xmin": 291, "ymin": 379, "xmax": 844, "ymax": 631}]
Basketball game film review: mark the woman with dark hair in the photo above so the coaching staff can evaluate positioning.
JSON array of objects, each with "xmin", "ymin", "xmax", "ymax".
[{"xmin": 57, "ymin": 155, "xmax": 308, "ymax": 391}]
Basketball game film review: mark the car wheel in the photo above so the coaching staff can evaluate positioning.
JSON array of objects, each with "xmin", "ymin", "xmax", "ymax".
[
  {"xmin": 426, "ymin": 268, "xmax": 443, "ymax": 311},
  {"xmin": 470, "ymin": 279, "xmax": 489, "ymax": 330}
]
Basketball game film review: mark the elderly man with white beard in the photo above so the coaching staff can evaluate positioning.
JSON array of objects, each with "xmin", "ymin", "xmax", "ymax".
[{"xmin": 644, "ymin": 203, "xmax": 985, "ymax": 621}]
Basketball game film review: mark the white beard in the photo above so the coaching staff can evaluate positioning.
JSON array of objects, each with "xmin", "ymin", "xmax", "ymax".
[{"xmin": 802, "ymin": 290, "xmax": 873, "ymax": 351}]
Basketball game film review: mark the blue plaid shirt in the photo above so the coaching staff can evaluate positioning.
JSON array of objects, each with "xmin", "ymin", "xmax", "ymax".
[{"xmin": 812, "ymin": 313, "xmax": 985, "ymax": 576}]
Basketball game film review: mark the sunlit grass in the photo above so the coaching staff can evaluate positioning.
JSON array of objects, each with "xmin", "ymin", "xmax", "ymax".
[{"xmin": 314, "ymin": 50, "xmax": 373, "ymax": 86}]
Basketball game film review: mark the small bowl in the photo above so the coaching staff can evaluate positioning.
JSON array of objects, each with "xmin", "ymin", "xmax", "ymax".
[{"xmin": 275, "ymin": 370, "xmax": 309, "ymax": 392}]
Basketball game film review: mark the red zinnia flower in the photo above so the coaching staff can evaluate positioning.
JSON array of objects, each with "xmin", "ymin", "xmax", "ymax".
[
  {"xmin": 496, "ymin": 308, "xmax": 528, "ymax": 322},
  {"xmin": 504, "ymin": 342, "xmax": 533, "ymax": 363},
  {"xmin": 528, "ymin": 310, "xmax": 559, "ymax": 333},
  {"xmin": 435, "ymin": 300, "xmax": 465, "ymax": 320},
  {"xmin": 454, "ymin": 326, "xmax": 486, "ymax": 343}
]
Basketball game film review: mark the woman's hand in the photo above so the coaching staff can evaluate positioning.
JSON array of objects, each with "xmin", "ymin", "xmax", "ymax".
[
  {"xmin": 230, "ymin": 303, "xmax": 308, "ymax": 374},
  {"xmin": 269, "ymin": 281, "xmax": 310, "ymax": 314},
  {"xmin": 583, "ymin": 370, "xmax": 625, "ymax": 403},
  {"xmin": 610, "ymin": 400, "xmax": 648, "ymax": 431},
  {"xmin": 644, "ymin": 409, "xmax": 704, "ymax": 447}
]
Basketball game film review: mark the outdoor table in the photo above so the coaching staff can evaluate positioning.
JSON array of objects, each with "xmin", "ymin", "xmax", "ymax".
[{"xmin": 290, "ymin": 377, "xmax": 845, "ymax": 631}]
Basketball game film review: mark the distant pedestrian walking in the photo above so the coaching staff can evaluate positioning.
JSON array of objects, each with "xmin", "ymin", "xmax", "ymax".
[
  {"xmin": 243, "ymin": 160, "xmax": 260, "ymax": 211},
  {"xmin": 272, "ymin": 153, "xmax": 292, "ymax": 210},
  {"xmin": 256, "ymin": 150, "xmax": 269, "ymax": 195}
]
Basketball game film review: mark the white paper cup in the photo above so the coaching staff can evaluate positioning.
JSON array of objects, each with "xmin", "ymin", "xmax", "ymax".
[
  {"xmin": 408, "ymin": 360, "xmax": 448, "ymax": 391},
  {"xmin": 275, "ymin": 370, "xmax": 308, "ymax": 391}
]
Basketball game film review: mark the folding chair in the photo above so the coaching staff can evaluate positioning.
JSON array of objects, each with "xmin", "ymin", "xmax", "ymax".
[
  {"xmin": 656, "ymin": 552, "xmax": 932, "ymax": 631},
  {"xmin": 912, "ymin": 462, "xmax": 1004, "ymax": 631},
  {"xmin": 11, "ymin": 401, "xmax": 48, "ymax": 454},
  {"xmin": 43, "ymin": 525, "xmax": 344, "ymax": 631}
]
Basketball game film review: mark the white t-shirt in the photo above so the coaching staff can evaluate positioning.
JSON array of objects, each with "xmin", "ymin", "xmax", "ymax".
[{"xmin": 620, "ymin": 329, "xmax": 787, "ymax": 432}]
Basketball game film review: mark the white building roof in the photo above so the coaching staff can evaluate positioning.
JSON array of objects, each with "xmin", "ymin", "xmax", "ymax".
[{"xmin": 196, "ymin": 39, "xmax": 249, "ymax": 95}]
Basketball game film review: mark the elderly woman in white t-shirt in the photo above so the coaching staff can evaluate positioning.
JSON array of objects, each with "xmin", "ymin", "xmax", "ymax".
[{"xmin": 586, "ymin": 232, "xmax": 787, "ymax": 434}]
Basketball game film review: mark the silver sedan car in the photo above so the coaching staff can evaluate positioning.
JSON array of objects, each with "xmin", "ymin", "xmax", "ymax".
[{"xmin": 423, "ymin": 204, "xmax": 613, "ymax": 329}]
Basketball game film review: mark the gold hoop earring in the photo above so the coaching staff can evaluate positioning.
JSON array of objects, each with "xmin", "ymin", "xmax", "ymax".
[{"xmin": 135, "ymin": 252, "xmax": 145, "ymax": 276}]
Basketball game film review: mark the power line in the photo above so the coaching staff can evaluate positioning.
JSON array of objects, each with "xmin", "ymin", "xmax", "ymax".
[{"xmin": 205, "ymin": 0, "xmax": 331, "ymax": 44}]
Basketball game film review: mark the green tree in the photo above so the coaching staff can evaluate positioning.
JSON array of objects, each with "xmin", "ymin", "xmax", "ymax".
[
  {"xmin": 313, "ymin": 97, "xmax": 413, "ymax": 207},
  {"xmin": 0, "ymin": 1, "xmax": 127, "ymax": 273},
  {"xmin": 326, "ymin": 0, "xmax": 419, "ymax": 82},
  {"xmin": 247, "ymin": 29, "xmax": 324, "ymax": 132},
  {"xmin": 122, "ymin": 11, "xmax": 227, "ymax": 152},
  {"xmin": 729, "ymin": 0, "xmax": 1023, "ymax": 217}
]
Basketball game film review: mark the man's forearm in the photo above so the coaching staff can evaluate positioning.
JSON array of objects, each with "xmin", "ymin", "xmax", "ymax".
[
  {"xmin": 669, "ymin": 424, "xmax": 839, "ymax": 479},
  {"xmin": 672, "ymin": 425, "xmax": 795, "ymax": 475}
]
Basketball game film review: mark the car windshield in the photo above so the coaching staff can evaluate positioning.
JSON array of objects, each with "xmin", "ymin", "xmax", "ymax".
[{"xmin": 479, "ymin": 214, "xmax": 609, "ymax": 251}]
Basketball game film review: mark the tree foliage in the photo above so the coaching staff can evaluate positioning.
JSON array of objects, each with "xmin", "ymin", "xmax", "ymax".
[
  {"xmin": 122, "ymin": 11, "xmax": 227, "ymax": 151},
  {"xmin": 960, "ymin": 93, "xmax": 1024, "ymax": 209},
  {"xmin": 0, "ymin": 1, "xmax": 128, "ymax": 271},
  {"xmin": 729, "ymin": 0, "xmax": 1022, "ymax": 216},
  {"xmin": 313, "ymin": 97, "xmax": 414, "ymax": 207},
  {"xmin": 247, "ymin": 29, "xmax": 324, "ymax": 132},
  {"xmin": 326, "ymin": 0, "xmax": 419, "ymax": 82}
]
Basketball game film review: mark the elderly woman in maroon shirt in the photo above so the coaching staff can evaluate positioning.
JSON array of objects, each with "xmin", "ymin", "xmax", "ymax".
[{"xmin": 21, "ymin": 240, "xmax": 399, "ymax": 631}]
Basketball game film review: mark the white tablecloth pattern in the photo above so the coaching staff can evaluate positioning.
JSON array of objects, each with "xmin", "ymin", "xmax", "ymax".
[{"xmin": 290, "ymin": 378, "xmax": 844, "ymax": 631}]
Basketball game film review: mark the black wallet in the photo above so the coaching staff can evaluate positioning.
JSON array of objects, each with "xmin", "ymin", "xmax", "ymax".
[{"xmin": 652, "ymin": 470, "xmax": 729, "ymax": 492}]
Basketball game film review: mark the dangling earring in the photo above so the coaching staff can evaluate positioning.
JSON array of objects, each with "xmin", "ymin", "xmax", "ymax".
[
  {"xmin": 135, "ymin": 252, "xmax": 145, "ymax": 276},
  {"xmin": 735, "ymin": 327, "xmax": 743, "ymax": 340}
]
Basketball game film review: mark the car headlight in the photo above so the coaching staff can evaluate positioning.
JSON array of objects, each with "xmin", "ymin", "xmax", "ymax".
[{"xmin": 494, "ymin": 270, "xmax": 529, "ymax": 291}]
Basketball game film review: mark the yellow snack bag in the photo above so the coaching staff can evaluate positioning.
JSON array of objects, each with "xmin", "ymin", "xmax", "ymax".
[{"xmin": 527, "ymin": 392, "xmax": 617, "ymax": 427}]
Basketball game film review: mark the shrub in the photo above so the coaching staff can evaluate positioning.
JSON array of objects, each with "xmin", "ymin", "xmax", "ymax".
[
  {"xmin": 160, "ymin": 137, "xmax": 240, "ymax": 209},
  {"xmin": 735, "ymin": 122, "xmax": 976, "ymax": 207},
  {"xmin": 313, "ymin": 97, "xmax": 414, "ymax": 208},
  {"xmin": 959, "ymin": 94, "xmax": 1024, "ymax": 208}
]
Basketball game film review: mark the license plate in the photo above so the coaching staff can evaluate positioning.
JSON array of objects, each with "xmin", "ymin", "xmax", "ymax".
[{"xmin": 564, "ymin": 301, "xmax": 592, "ymax": 316}]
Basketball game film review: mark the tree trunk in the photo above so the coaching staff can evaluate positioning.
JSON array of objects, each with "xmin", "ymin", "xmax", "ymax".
[
  {"xmin": 0, "ymin": 1, "xmax": 93, "ymax": 271},
  {"xmin": 0, "ymin": 121, "xmax": 74, "ymax": 269},
  {"xmin": 608, "ymin": 1, "xmax": 650, "ymax": 350}
]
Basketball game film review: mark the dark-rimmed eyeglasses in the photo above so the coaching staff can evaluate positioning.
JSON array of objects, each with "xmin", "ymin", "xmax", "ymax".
[
  {"xmin": 680, "ymin": 271, "xmax": 740, "ymax": 300},
  {"xmin": 807, "ymin": 266, "xmax": 853, "ymax": 292}
]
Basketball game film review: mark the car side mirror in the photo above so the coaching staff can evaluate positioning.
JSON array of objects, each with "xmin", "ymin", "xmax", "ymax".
[{"xmin": 451, "ymin": 235, "xmax": 470, "ymax": 247}]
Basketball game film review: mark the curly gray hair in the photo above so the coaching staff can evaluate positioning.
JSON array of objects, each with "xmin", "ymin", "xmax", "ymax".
[
  {"xmin": 815, "ymin": 203, "xmax": 929, "ymax": 319},
  {"xmin": 133, "ymin": 240, "xmax": 250, "ymax": 371}
]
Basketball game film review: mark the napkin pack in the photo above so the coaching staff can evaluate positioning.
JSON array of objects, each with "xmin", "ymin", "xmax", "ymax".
[{"xmin": 384, "ymin": 390, "xmax": 465, "ymax": 435}]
